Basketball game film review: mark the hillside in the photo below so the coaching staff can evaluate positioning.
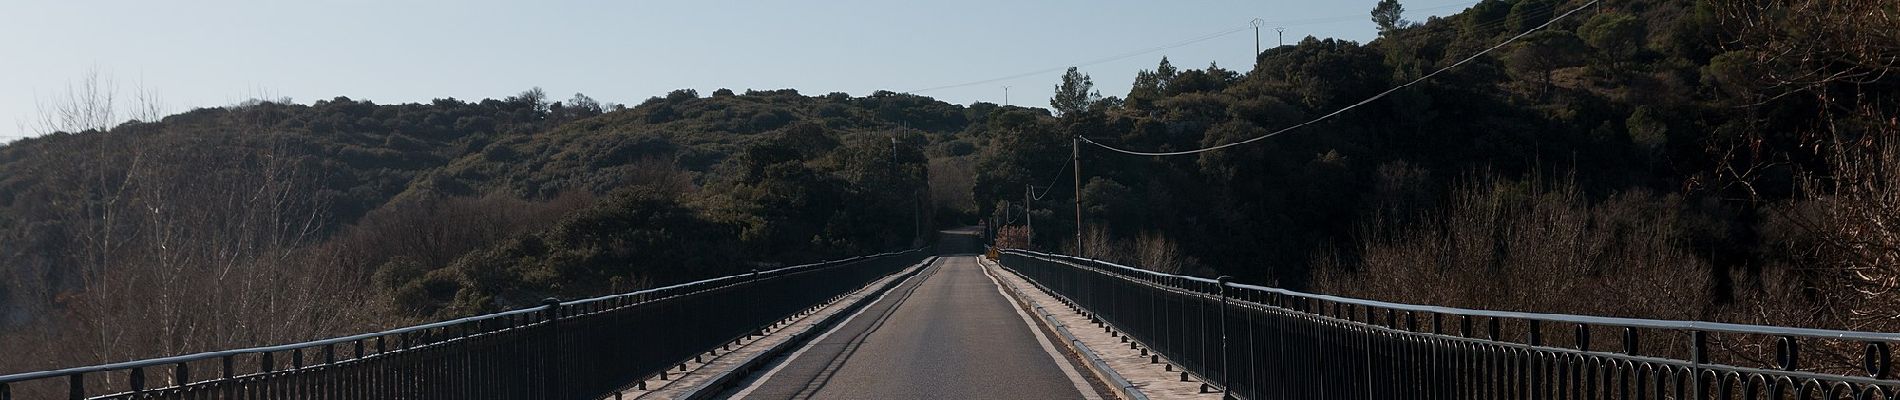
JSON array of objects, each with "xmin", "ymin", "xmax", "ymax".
[
  {"xmin": 972, "ymin": 0, "xmax": 1900, "ymax": 336},
  {"xmin": 0, "ymin": 87, "xmax": 1000, "ymax": 373},
  {"xmin": 4, "ymin": 0, "xmax": 1896, "ymax": 376}
]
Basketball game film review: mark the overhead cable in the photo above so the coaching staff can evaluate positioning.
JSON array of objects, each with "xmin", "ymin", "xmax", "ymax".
[
  {"xmin": 1029, "ymin": 153, "xmax": 1073, "ymax": 201},
  {"xmin": 905, "ymin": 1, "xmax": 1489, "ymax": 96},
  {"xmin": 1084, "ymin": 0, "xmax": 1600, "ymax": 157}
]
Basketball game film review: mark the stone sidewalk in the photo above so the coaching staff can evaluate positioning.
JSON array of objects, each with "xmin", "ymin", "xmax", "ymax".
[{"xmin": 980, "ymin": 257, "xmax": 1223, "ymax": 400}]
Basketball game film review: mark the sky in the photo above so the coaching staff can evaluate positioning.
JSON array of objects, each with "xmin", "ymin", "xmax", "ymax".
[{"xmin": 0, "ymin": 0, "xmax": 1475, "ymax": 142}]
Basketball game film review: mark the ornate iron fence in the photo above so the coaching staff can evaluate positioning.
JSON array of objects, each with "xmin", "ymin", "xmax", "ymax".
[
  {"xmin": 0, "ymin": 249, "xmax": 927, "ymax": 400},
  {"xmin": 999, "ymin": 249, "xmax": 1900, "ymax": 400}
]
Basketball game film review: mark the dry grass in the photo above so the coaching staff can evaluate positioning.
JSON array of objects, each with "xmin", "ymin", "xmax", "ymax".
[
  {"xmin": 1314, "ymin": 173, "xmax": 1713, "ymax": 321},
  {"xmin": 1061, "ymin": 227, "xmax": 1200, "ymax": 275}
]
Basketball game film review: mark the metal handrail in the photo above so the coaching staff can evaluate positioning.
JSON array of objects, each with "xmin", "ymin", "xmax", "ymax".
[
  {"xmin": 998, "ymin": 248, "xmax": 1900, "ymax": 399},
  {"xmin": 0, "ymin": 306, "xmax": 545, "ymax": 384},
  {"xmin": 553, "ymin": 248, "xmax": 916, "ymax": 307},
  {"xmin": 1004, "ymin": 249, "xmax": 1900, "ymax": 342},
  {"xmin": 1, "ymin": 247, "xmax": 928, "ymax": 399}
]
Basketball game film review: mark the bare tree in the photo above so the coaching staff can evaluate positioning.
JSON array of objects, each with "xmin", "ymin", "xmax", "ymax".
[
  {"xmin": 1701, "ymin": 0, "xmax": 1900, "ymax": 336},
  {"xmin": 0, "ymin": 76, "xmax": 388, "ymax": 377},
  {"xmin": 32, "ymin": 68, "xmax": 117, "ymax": 135},
  {"xmin": 1133, "ymin": 231, "xmax": 1188, "ymax": 274},
  {"xmin": 1701, "ymin": 0, "xmax": 1900, "ymax": 198},
  {"xmin": 1712, "ymin": 0, "xmax": 1899, "ymax": 100},
  {"xmin": 1746, "ymin": 118, "xmax": 1900, "ymax": 330},
  {"xmin": 1314, "ymin": 173, "xmax": 1712, "ymax": 321}
]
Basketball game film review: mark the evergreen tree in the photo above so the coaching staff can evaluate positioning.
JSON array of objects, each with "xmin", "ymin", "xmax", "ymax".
[
  {"xmin": 1050, "ymin": 67, "xmax": 1102, "ymax": 117},
  {"xmin": 1372, "ymin": 0, "xmax": 1411, "ymax": 34},
  {"xmin": 1579, "ymin": 12, "xmax": 1646, "ymax": 64}
]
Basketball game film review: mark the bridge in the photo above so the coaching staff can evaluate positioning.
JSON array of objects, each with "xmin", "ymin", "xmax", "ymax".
[{"xmin": 4, "ymin": 228, "xmax": 1899, "ymax": 399}]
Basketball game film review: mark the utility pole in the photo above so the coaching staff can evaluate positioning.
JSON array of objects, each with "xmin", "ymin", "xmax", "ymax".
[
  {"xmin": 1024, "ymin": 184, "xmax": 1034, "ymax": 249},
  {"xmin": 1277, "ymin": 27, "xmax": 1286, "ymax": 47},
  {"xmin": 893, "ymin": 136, "xmax": 921, "ymax": 246},
  {"xmin": 1251, "ymin": 18, "xmax": 1264, "ymax": 60},
  {"xmin": 1072, "ymin": 136, "xmax": 1084, "ymax": 257},
  {"xmin": 1003, "ymin": 86, "xmax": 1011, "ymax": 106},
  {"xmin": 892, "ymin": 136, "xmax": 900, "ymax": 240},
  {"xmin": 916, "ymin": 187, "xmax": 923, "ymax": 247}
]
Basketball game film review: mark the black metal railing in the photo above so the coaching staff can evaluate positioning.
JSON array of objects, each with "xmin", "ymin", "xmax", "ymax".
[
  {"xmin": 999, "ymin": 249, "xmax": 1900, "ymax": 400},
  {"xmin": 0, "ymin": 249, "xmax": 928, "ymax": 400}
]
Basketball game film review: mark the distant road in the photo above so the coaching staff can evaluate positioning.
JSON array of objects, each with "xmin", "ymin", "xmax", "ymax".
[{"xmin": 727, "ymin": 229, "xmax": 1103, "ymax": 400}]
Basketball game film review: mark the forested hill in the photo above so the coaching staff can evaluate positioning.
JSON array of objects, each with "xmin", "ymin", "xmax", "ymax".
[
  {"xmin": 977, "ymin": 0, "xmax": 1898, "ymax": 338},
  {"xmin": 4, "ymin": 0, "xmax": 1896, "ymax": 377},
  {"xmin": 0, "ymin": 87, "xmax": 1020, "ymax": 373}
]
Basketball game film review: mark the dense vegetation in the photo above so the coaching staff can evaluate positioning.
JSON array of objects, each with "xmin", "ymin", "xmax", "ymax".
[
  {"xmin": 982, "ymin": 0, "xmax": 1900, "ymax": 339},
  {"xmin": 3, "ymin": 0, "xmax": 1895, "ymax": 375},
  {"xmin": 0, "ymin": 87, "xmax": 968, "ymax": 372}
]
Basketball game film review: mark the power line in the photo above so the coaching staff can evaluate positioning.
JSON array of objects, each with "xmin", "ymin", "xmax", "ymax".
[
  {"xmin": 1030, "ymin": 153, "xmax": 1073, "ymax": 201},
  {"xmin": 1084, "ymin": 0, "xmax": 1599, "ymax": 157},
  {"xmin": 901, "ymin": 1, "xmax": 1493, "ymax": 96}
]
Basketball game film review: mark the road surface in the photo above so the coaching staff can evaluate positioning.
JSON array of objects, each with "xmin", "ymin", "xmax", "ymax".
[{"xmin": 726, "ymin": 230, "xmax": 1105, "ymax": 400}]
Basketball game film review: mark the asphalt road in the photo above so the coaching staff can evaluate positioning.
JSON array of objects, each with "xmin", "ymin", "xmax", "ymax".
[{"xmin": 727, "ymin": 231, "xmax": 1103, "ymax": 400}]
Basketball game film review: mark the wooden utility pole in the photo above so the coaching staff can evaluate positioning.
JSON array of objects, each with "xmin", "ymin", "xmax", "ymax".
[
  {"xmin": 1072, "ymin": 137, "xmax": 1084, "ymax": 257},
  {"xmin": 892, "ymin": 136, "xmax": 923, "ymax": 246}
]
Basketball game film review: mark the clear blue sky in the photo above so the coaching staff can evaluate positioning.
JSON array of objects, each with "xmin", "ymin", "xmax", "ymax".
[{"xmin": 0, "ymin": 0, "xmax": 1474, "ymax": 141}]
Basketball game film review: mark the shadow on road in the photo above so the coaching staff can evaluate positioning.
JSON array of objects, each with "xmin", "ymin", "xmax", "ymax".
[{"xmin": 934, "ymin": 226, "xmax": 984, "ymax": 256}]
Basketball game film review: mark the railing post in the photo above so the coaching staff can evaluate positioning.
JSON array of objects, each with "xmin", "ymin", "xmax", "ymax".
[
  {"xmin": 1216, "ymin": 275, "xmax": 1233, "ymax": 398},
  {"xmin": 543, "ymin": 297, "xmax": 562, "ymax": 400},
  {"xmin": 67, "ymin": 373, "xmax": 82, "ymax": 400},
  {"xmin": 1528, "ymin": 320, "xmax": 1541, "ymax": 400},
  {"xmin": 220, "ymin": 354, "xmax": 234, "ymax": 399},
  {"xmin": 1693, "ymin": 330, "xmax": 1709, "ymax": 400}
]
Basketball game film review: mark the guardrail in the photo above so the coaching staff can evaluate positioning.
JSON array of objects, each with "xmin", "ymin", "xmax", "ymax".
[
  {"xmin": 999, "ymin": 249, "xmax": 1900, "ymax": 400},
  {"xmin": 0, "ymin": 248, "xmax": 928, "ymax": 400}
]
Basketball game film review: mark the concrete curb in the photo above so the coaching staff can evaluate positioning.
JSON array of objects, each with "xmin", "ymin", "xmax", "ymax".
[
  {"xmin": 981, "ymin": 257, "xmax": 1149, "ymax": 400},
  {"xmin": 677, "ymin": 256, "xmax": 937, "ymax": 400}
]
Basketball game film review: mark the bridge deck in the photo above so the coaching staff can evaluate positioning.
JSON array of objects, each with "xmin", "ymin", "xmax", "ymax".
[{"xmin": 725, "ymin": 255, "xmax": 1108, "ymax": 400}]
